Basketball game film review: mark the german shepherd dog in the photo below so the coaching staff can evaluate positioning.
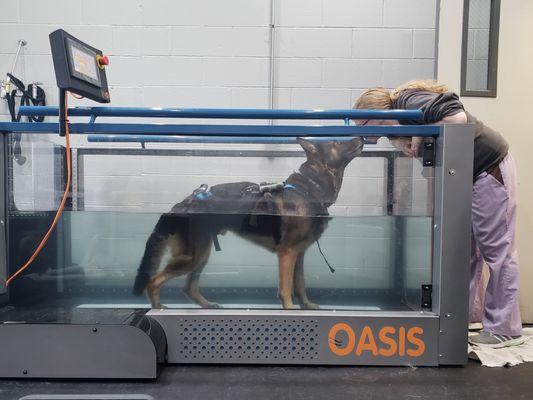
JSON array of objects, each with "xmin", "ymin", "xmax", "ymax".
[{"xmin": 133, "ymin": 138, "xmax": 364, "ymax": 309}]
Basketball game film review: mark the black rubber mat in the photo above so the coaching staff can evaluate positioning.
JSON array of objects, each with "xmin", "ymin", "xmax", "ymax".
[
  {"xmin": 2, "ymin": 360, "xmax": 533, "ymax": 400},
  {"xmin": 19, "ymin": 396, "xmax": 154, "ymax": 400}
]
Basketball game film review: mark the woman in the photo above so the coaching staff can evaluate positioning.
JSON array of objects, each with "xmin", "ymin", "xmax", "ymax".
[{"xmin": 354, "ymin": 80, "xmax": 524, "ymax": 348}]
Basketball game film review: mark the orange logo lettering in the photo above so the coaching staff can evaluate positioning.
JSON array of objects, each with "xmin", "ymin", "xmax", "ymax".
[
  {"xmin": 378, "ymin": 326, "xmax": 397, "ymax": 357},
  {"xmin": 327, "ymin": 324, "xmax": 426, "ymax": 358},
  {"xmin": 356, "ymin": 326, "xmax": 378, "ymax": 356},
  {"xmin": 407, "ymin": 327, "xmax": 425, "ymax": 357},
  {"xmin": 328, "ymin": 323, "xmax": 356, "ymax": 356}
]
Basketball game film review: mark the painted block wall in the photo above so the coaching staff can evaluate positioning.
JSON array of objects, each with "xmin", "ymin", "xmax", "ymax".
[{"xmin": 1, "ymin": 0, "xmax": 437, "ymax": 116}]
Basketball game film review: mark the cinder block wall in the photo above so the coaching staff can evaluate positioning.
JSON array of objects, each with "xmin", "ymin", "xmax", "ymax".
[
  {"xmin": 1, "ymin": 0, "xmax": 437, "ymax": 115},
  {"xmin": 2, "ymin": 0, "xmax": 437, "ymax": 297}
]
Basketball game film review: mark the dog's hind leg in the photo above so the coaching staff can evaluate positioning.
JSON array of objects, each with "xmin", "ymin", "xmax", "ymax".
[
  {"xmin": 277, "ymin": 249, "xmax": 298, "ymax": 309},
  {"xmin": 146, "ymin": 251, "xmax": 196, "ymax": 308},
  {"xmin": 183, "ymin": 237, "xmax": 220, "ymax": 308},
  {"xmin": 184, "ymin": 268, "xmax": 221, "ymax": 309},
  {"xmin": 294, "ymin": 253, "xmax": 319, "ymax": 310},
  {"xmin": 145, "ymin": 231, "xmax": 194, "ymax": 308},
  {"xmin": 146, "ymin": 268, "xmax": 181, "ymax": 308},
  {"xmin": 133, "ymin": 232, "xmax": 168, "ymax": 296}
]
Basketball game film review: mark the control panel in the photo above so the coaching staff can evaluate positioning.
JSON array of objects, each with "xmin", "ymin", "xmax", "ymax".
[{"xmin": 49, "ymin": 29, "xmax": 110, "ymax": 103}]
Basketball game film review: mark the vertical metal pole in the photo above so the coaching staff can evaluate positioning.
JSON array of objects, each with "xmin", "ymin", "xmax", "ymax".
[
  {"xmin": 77, "ymin": 152, "xmax": 85, "ymax": 210},
  {"xmin": 71, "ymin": 148, "xmax": 78, "ymax": 211},
  {"xmin": 432, "ymin": 124, "xmax": 474, "ymax": 365},
  {"xmin": 59, "ymin": 89, "xmax": 66, "ymax": 137},
  {"xmin": 0, "ymin": 134, "xmax": 7, "ymax": 297},
  {"xmin": 10, "ymin": 40, "xmax": 27, "ymax": 76},
  {"xmin": 387, "ymin": 153, "xmax": 405, "ymax": 303},
  {"xmin": 268, "ymin": 0, "xmax": 276, "ymax": 125},
  {"xmin": 433, "ymin": 0, "xmax": 441, "ymax": 79}
]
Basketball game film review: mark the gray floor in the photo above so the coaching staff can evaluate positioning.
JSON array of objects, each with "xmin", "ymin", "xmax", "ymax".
[{"xmin": 1, "ymin": 360, "xmax": 533, "ymax": 400}]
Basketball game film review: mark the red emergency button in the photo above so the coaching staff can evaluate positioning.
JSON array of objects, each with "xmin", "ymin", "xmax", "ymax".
[{"xmin": 96, "ymin": 55, "xmax": 109, "ymax": 69}]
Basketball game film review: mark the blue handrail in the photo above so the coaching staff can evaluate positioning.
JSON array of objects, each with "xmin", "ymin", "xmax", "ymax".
[
  {"xmin": 18, "ymin": 106, "xmax": 422, "ymax": 121},
  {"xmin": 87, "ymin": 135, "xmax": 381, "ymax": 144},
  {"xmin": 88, "ymin": 135, "xmax": 345, "ymax": 144},
  {"xmin": 0, "ymin": 122, "xmax": 440, "ymax": 136}
]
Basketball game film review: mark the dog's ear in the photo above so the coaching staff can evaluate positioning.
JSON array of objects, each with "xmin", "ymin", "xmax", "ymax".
[
  {"xmin": 297, "ymin": 138, "xmax": 318, "ymax": 157},
  {"xmin": 350, "ymin": 137, "xmax": 364, "ymax": 156}
]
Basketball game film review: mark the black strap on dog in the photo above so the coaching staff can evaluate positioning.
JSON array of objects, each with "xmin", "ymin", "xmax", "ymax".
[
  {"xmin": 316, "ymin": 239, "xmax": 335, "ymax": 273},
  {"xmin": 212, "ymin": 233, "xmax": 221, "ymax": 251}
]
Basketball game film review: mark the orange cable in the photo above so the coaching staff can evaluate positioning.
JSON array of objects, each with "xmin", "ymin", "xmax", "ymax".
[{"xmin": 6, "ymin": 94, "xmax": 72, "ymax": 286}]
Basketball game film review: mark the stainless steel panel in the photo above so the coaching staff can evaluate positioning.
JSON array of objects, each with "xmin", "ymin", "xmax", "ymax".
[
  {"xmin": 432, "ymin": 124, "xmax": 474, "ymax": 365},
  {"xmin": 149, "ymin": 309, "xmax": 439, "ymax": 366},
  {"xmin": 0, "ymin": 324, "xmax": 158, "ymax": 378}
]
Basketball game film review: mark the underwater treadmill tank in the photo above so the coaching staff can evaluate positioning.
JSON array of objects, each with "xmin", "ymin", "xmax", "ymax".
[
  {"xmin": 6, "ymin": 133, "xmax": 433, "ymax": 312},
  {"xmin": 0, "ymin": 108, "xmax": 473, "ymax": 371}
]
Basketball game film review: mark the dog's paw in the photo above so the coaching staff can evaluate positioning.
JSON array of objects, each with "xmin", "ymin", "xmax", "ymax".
[
  {"xmin": 203, "ymin": 302, "xmax": 223, "ymax": 309},
  {"xmin": 301, "ymin": 302, "xmax": 320, "ymax": 310},
  {"xmin": 282, "ymin": 303, "xmax": 296, "ymax": 310}
]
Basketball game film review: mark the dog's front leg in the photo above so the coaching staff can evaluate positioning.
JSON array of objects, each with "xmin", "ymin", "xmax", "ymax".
[
  {"xmin": 277, "ymin": 249, "xmax": 298, "ymax": 309},
  {"xmin": 294, "ymin": 253, "xmax": 319, "ymax": 310}
]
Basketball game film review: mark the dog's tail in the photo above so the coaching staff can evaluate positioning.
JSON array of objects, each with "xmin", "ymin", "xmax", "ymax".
[{"xmin": 133, "ymin": 217, "xmax": 169, "ymax": 296}]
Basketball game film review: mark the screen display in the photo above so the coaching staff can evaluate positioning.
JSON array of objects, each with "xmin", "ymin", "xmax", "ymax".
[
  {"xmin": 71, "ymin": 46, "xmax": 99, "ymax": 81},
  {"xmin": 66, "ymin": 38, "xmax": 102, "ymax": 88}
]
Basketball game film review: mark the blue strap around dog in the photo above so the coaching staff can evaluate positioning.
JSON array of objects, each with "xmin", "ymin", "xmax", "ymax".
[
  {"xmin": 283, "ymin": 182, "xmax": 310, "ymax": 198},
  {"xmin": 195, "ymin": 191, "xmax": 212, "ymax": 200}
]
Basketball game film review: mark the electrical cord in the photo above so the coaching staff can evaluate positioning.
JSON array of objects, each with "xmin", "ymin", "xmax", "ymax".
[{"xmin": 6, "ymin": 93, "xmax": 71, "ymax": 286}]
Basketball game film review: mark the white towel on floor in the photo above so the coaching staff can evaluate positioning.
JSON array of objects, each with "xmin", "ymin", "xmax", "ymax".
[{"xmin": 468, "ymin": 327, "xmax": 533, "ymax": 367}]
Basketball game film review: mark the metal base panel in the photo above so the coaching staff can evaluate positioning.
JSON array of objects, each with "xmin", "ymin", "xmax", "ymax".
[
  {"xmin": 0, "ymin": 310, "xmax": 166, "ymax": 379},
  {"xmin": 148, "ymin": 309, "xmax": 442, "ymax": 366}
]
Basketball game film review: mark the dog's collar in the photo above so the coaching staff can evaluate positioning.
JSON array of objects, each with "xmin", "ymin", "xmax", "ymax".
[
  {"xmin": 290, "ymin": 172, "xmax": 329, "ymax": 199},
  {"xmin": 283, "ymin": 179, "xmax": 329, "ymax": 209},
  {"xmin": 294, "ymin": 171, "xmax": 322, "ymax": 190},
  {"xmin": 283, "ymin": 182, "xmax": 309, "ymax": 198}
]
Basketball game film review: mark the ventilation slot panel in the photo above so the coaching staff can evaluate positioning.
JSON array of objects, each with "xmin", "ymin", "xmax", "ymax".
[{"xmin": 176, "ymin": 317, "xmax": 320, "ymax": 363}]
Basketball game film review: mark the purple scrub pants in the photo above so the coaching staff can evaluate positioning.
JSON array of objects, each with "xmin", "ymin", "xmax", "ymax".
[{"xmin": 469, "ymin": 153, "xmax": 522, "ymax": 336}]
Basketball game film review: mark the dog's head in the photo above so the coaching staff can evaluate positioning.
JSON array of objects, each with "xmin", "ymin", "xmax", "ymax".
[{"xmin": 297, "ymin": 137, "xmax": 364, "ymax": 169}]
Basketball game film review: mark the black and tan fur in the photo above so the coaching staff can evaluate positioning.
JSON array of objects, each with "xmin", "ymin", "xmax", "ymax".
[{"xmin": 133, "ymin": 138, "xmax": 364, "ymax": 309}]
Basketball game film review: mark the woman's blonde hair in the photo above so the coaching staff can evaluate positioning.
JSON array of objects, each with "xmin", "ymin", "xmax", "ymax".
[{"xmin": 353, "ymin": 80, "xmax": 449, "ymax": 110}]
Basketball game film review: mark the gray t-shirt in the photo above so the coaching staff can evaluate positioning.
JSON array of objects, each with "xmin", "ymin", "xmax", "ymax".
[{"xmin": 393, "ymin": 89, "xmax": 508, "ymax": 178}]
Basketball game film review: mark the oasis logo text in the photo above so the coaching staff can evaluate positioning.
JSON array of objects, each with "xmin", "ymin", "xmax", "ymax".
[{"xmin": 328, "ymin": 323, "xmax": 426, "ymax": 357}]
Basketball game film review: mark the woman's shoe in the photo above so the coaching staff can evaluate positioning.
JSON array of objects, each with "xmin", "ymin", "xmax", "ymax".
[{"xmin": 469, "ymin": 331, "xmax": 527, "ymax": 349}]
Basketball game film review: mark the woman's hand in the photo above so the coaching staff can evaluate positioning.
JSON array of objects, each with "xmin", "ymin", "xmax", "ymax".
[
  {"xmin": 390, "ymin": 136, "xmax": 423, "ymax": 157},
  {"xmin": 407, "ymin": 136, "xmax": 423, "ymax": 157}
]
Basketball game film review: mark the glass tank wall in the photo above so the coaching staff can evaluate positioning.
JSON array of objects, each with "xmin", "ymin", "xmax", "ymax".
[{"xmin": 6, "ymin": 133, "xmax": 434, "ymax": 312}]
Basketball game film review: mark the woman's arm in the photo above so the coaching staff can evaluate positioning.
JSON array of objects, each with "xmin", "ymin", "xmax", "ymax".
[
  {"xmin": 397, "ymin": 111, "xmax": 468, "ymax": 156},
  {"xmin": 391, "ymin": 90, "xmax": 468, "ymax": 156},
  {"xmin": 439, "ymin": 110, "xmax": 467, "ymax": 124}
]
